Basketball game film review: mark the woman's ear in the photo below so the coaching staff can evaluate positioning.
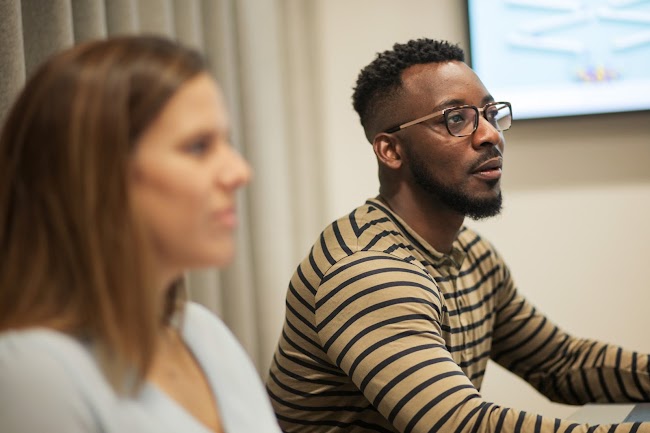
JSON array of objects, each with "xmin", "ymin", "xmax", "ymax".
[{"xmin": 372, "ymin": 133, "xmax": 403, "ymax": 170}]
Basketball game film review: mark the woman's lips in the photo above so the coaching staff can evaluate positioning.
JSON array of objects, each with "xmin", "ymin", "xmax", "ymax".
[{"xmin": 214, "ymin": 208, "xmax": 237, "ymax": 228}]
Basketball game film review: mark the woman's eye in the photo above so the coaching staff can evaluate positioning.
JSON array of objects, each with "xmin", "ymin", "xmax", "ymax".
[{"xmin": 185, "ymin": 137, "xmax": 211, "ymax": 155}]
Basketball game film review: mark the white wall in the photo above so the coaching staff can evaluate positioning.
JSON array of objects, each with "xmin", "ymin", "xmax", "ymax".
[{"xmin": 312, "ymin": 0, "xmax": 650, "ymax": 419}]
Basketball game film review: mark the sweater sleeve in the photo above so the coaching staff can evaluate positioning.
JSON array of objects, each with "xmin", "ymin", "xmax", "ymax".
[
  {"xmin": 491, "ymin": 261, "xmax": 650, "ymax": 404},
  {"xmin": 315, "ymin": 251, "xmax": 649, "ymax": 433}
]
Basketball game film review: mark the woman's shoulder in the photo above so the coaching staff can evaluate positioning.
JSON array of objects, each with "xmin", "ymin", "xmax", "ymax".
[
  {"xmin": 0, "ymin": 328, "xmax": 111, "ymax": 394},
  {"xmin": 183, "ymin": 302, "xmax": 230, "ymax": 333},
  {"xmin": 0, "ymin": 329, "xmax": 108, "ymax": 432},
  {"xmin": 0, "ymin": 328, "xmax": 93, "ymax": 375},
  {"xmin": 180, "ymin": 302, "xmax": 283, "ymax": 433},
  {"xmin": 182, "ymin": 302, "xmax": 243, "ymax": 353}
]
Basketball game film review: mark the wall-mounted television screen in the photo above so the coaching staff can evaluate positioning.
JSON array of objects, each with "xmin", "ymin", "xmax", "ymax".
[{"xmin": 467, "ymin": 0, "xmax": 650, "ymax": 119}]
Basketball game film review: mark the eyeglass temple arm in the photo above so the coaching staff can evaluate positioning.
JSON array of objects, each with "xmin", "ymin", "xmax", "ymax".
[{"xmin": 384, "ymin": 111, "xmax": 440, "ymax": 134}]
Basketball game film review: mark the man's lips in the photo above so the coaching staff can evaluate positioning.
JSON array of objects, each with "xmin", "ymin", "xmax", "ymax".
[
  {"xmin": 471, "ymin": 157, "xmax": 503, "ymax": 181},
  {"xmin": 472, "ymin": 157, "xmax": 502, "ymax": 173}
]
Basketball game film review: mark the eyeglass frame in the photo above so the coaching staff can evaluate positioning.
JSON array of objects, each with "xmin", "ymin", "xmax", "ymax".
[{"xmin": 383, "ymin": 101, "xmax": 512, "ymax": 137}]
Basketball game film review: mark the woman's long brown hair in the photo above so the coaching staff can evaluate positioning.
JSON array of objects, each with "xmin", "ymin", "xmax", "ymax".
[{"xmin": 0, "ymin": 36, "xmax": 206, "ymax": 391}]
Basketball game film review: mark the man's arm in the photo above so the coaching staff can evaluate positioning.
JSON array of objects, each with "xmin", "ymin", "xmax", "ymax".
[
  {"xmin": 491, "ymin": 263, "xmax": 650, "ymax": 404},
  {"xmin": 315, "ymin": 251, "xmax": 648, "ymax": 433}
]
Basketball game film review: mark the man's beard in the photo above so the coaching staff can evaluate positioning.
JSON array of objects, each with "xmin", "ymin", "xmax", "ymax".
[{"xmin": 409, "ymin": 156, "xmax": 503, "ymax": 220}]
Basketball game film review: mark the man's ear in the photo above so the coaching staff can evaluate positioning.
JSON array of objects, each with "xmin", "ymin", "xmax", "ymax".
[{"xmin": 373, "ymin": 133, "xmax": 403, "ymax": 169}]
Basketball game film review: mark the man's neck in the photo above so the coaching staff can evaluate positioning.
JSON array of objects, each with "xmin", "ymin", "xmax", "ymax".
[{"xmin": 378, "ymin": 190, "xmax": 465, "ymax": 255}]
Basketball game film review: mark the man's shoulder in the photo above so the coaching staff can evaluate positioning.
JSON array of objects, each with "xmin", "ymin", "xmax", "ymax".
[
  {"xmin": 312, "ymin": 199, "xmax": 412, "ymax": 263},
  {"xmin": 325, "ymin": 198, "xmax": 393, "ymax": 234},
  {"xmin": 294, "ymin": 199, "xmax": 435, "ymax": 290}
]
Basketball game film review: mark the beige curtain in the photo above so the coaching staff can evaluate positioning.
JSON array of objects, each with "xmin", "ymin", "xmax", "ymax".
[{"xmin": 0, "ymin": 0, "xmax": 327, "ymax": 374}]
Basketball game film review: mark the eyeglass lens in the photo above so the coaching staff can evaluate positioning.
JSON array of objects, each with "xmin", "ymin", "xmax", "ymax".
[{"xmin": 445, "ymin": 103, "xmax": 511, "ymax": 137}]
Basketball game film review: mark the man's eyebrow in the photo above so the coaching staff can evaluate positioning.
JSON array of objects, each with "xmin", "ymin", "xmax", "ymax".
[
  {"xmin": 481, "ymin": 95, "xmax": 495, "ymax": 105},
  {"xmin": 432, "ymin": 95, "xmax": 496, "ymax": 112},
  {"xmin": 432, "ymin": 98, "xmax": 465, "ymax": 112}
]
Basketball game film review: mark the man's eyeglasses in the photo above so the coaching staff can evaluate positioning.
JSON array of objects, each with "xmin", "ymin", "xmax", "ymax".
[{"xmin": 384, "ymin": 101, "xmax": 512, "ymax": 137}]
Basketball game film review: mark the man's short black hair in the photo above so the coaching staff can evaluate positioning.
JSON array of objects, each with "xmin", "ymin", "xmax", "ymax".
[{"xmin": 352, "ymin": 38, "xmax": 465, "ymax": 134}]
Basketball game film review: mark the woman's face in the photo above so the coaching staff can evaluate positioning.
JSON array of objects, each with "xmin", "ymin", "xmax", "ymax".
[{"xmin": 129, "ymin": 73, "xmax": 251, "ymax": 281}]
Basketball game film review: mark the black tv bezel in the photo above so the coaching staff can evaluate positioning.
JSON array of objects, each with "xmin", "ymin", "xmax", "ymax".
[{"xmin": 463, "ymin": 0, "xmax": 650, "ymax": 122}]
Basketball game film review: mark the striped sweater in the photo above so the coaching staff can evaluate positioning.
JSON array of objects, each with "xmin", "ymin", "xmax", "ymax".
[{"xmin": 266, "ymin": 198, "xmax": 650, "ymax": 433}]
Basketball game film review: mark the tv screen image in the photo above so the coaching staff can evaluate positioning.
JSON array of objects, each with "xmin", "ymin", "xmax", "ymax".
[{"xmin": 467, "ymin": 0, "xmax": 650, "ymax": 119}]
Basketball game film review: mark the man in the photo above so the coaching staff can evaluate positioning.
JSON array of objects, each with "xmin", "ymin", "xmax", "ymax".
[{"xmin": 266, "ymin": 38, "xmax": 650, "ymax": 433}]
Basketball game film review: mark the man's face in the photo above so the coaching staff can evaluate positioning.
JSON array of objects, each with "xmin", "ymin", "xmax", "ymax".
[{"xmin": 395, "ymin": 61, "xmax": 506, "ymax": 220}]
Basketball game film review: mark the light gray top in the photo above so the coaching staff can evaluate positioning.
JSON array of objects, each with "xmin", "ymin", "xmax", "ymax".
[{"xmin": 0, "ymin": 302, "xmax": 282, "ymax": 433}]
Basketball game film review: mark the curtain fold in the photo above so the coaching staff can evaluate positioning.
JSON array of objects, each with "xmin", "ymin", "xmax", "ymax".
[
  {"xmin": 104, "ymin": 0, "xmax": 138, "ymax": 35},
  {"xmin": 197, "ymin": 0, "xmax": 262, "ymax": 365},
  {"xmin": 71, "ymin": 0, "xmax": 107, "ymax": 42},
  {"xmin": 283, "ymin": 0, "xmax": 327, "ymax": 255},
  {"xmin": 233, "ymin": 0, "xmax": 299, "ymax": 370},
  {"xmin": 20, "ymin": 0, "xmax": 74, "ymax": 76},
  {"xmin": 0, "ymin": 0, "xmax": 324, "ymax": 374},
  {"xmin": 172, "ymin": 0, "xmax": 203, "ymax": 49},
  {"xmin": 0, "ymin": 0, "xmax": 25, "ymax": 123},
  {"xmin": 137, "ymin": 0, "xmax": 174, "ymax": 35}
]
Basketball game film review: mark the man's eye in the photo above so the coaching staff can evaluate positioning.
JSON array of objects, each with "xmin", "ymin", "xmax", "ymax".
[
  {"xmin": 485, "ymin": 107, "xmax": 498, "ymax": 121},
  {"xmin": 447, "ymin": 112, "xmax": 466, "ymax": 124}
]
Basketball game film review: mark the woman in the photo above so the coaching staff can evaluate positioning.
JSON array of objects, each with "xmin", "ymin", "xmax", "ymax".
[{"xmin": 0, "ymin": 36, "xmax": 280, "ymax": 433}]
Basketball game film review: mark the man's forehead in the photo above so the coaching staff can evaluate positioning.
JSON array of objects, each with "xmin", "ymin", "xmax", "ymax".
[
  {"xmin": 401, "ymin": 61, "xmax": 458, "ymax": 78},
  {"xmin": 400, "ymin": 61, "xmax": 466, "ymax": 83},
  {"xmin": 400, "ymin": 61, "xmax": 489, "ymax": 104}
]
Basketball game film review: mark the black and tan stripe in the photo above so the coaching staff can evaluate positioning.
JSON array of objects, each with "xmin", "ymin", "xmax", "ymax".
[{"xmin": 267, "ymin": 198, "xmax": 650, "ymax": 433}]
